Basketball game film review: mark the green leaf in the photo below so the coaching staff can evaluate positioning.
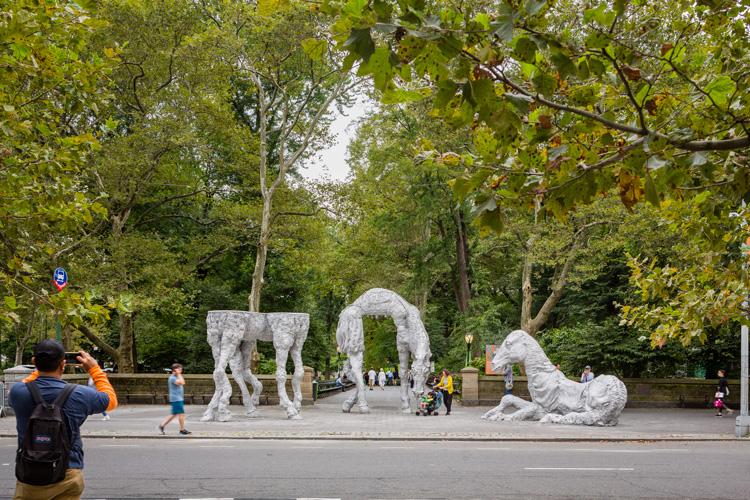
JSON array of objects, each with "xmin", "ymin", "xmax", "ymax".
[
  {"xmin": 525, "ymin": 0, "xmax": 547, "ymax": 16},
  {"xmin": 504, "ymin": 92, "xmax": 533, "ymax": 115},
  {"xmin": 687, "ymin": 151, "xmax": 707, "ymax": 167},
  {"xmin": 471, "ymin": 195, "xmax": 497, "ymax": 215},
  {"xmin": 704, "ymin": 76, "xmax": 735, "ymax": 105},
  {"xmin": 550, "ymin": 53, "xmax": 577, "ymax": 81},
  {"xmin": 343, "ymin": 28, "xmax": 375, "ymax": 63},
  {"xmin": 301, "ymin": 39, "xmax": 327, "ymax": 60},
  {"xmin": 4, "ymin": 296, "xmax": 18, "ymax": 310},
  {"xmin": 514, "ymin": 37, "xmax": 538, "ymax": 63},
  {"xmin": 644, "ymin": 171, "xmax": 660, "ymax": 208},
  {"xmin": 433, "ymin": 80, "xmax": 458, "ymax": 109},
  {"xmin": 588, "ymin": 57, "xmax": 606, "ymax": 75},
  {"xmin": 474, "ymin": 207, "xmax": 504, "ymax": 236},
  {"xmin": 490, "ymin": 4, "xmax": 515, "ymax": 43},
  {"xmin": 547, "ymin": 144, "xmax": 568, "ymax": 161},
  {"xmin": 531, "ymin": 72, "xmax": 558, "ymax": 97}
]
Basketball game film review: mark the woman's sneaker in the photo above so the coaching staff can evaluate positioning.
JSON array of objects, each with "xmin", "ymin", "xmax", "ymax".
[
  {"xmin": 157, "ymin": 425, "xmax": 165, "ymax": 434},
  {"xmin": 179, "ymin": 429, "xmax": 192, "ymax": 435}
]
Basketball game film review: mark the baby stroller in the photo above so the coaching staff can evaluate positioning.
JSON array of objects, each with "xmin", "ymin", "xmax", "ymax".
[{"xmin": 415, "ymin": 389, "xmax": 443, "ymax": 416}]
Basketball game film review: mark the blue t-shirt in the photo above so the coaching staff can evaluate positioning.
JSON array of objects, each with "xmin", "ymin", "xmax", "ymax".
[
  {"xmin": 168, "ymin": 374, "xmax": 184, "ymax": 402},
  {"xmin": 9, "ymin": 376, "xmax": 110, "ymax": 469}
]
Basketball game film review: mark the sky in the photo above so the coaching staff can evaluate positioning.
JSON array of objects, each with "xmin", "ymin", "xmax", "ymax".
[{"xmin": 301, "ymin": 99, "xmax": 371, "ymax": 181}]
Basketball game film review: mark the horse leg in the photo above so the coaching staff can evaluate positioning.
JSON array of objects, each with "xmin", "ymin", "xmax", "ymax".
[
  {"xmin": 350, "ymin": 351, "xmax": 369, "ymax": 414},
  {"xmin": 541, "ymin": 409, "xmax": 608, "ymax": 426},
  {"xmin": 212, "ymin": 330, "xmax": 242, "ymax": 422},
  {"xmin": 341, "ymin": 359, "xmax": 358, "ymax": 413},
  {"xmin": 397, "ymin": 347, "xmax": 411, "ymax": 413},
  {"xmin": 228, "ymin": 348, "xmax": 254, "ymax": 418},
  {"xmin": 201, "ymin": 328, "xmax": 223, "ymax": 422},
  {"xmin": 289, "ymin": 339, "xmax": 304, "ymax": 412},
  {"xmin": 483, "ymin": 395, "xmax": 536, "ymax": 421},
  {"xmin": 274, "ymin": 341, "xmax": 300, "ymax": 420},
  {"xmin": 239, "ymin": 339, "xmax": 262, "ymax": 416}
]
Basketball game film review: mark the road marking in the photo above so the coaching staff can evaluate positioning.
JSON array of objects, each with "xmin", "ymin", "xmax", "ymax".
[
  {"xmin": 525, "ymin": 467, "xmax": 634, "ymax": 471},
  {"xmin": 199, "ymin": 445, "xmax": 235, "ymax": 448},
  {"xmin": 564, "ymin": 448, "xmax": 687, "ymax": 453},
  {"xmin": 100, "ymin": 444, "xmax": 140, "ymax": 447},
  {"xmin": 477, "ymin": 447, "xmax": 513, "ymax": 450},
  {"xmin": 380, "ymin": 446, "xmax": 412, "ymax": 449},
  {"xmin": 2, "ymin": 463, "xmax": 9, "ymax": 465}
]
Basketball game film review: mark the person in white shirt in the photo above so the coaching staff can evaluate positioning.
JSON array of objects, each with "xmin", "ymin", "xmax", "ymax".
[
  {"xmin": 378, "ymin": 368, "xmax": 386, "ymax": 390},
  {"xmin": 368, "ymin": 367, "xmax": 376, "ymax": 391},
  {"xmin": 580, "ymin": 365, "xmax": 594, "ymax": 383}
]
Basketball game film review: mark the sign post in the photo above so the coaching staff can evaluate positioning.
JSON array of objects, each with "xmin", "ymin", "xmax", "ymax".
[{"xmin": 53, "ymin": 268, "xmax": 67, "ymax": 342}]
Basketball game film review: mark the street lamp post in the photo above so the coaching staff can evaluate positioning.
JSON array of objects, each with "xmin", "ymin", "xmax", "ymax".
[
  {"xmin": 464, "ymin": 332, "xmax": 473, "ymax": 367},
  {"xmin": 336, "ymin": 346, "xmax": 341, "ymax": 378}
]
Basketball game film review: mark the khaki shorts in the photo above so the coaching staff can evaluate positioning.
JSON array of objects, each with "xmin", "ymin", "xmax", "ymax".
[{"xmin": 14, "ymin": 468, "xmax": 85, "ymax": 500}]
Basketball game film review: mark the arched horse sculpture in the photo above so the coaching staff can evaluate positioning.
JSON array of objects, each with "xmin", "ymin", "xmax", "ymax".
[
  {"xmin": 482, "ymin": 330, "xmax": 627, "ymax": 426},
  {"xmin": 201, "ymin": 311, "xmax": 309, "ymax": 421},
  {"xmin": 336, "ymin": 288, "xmax": 432, "ymax": 414}
]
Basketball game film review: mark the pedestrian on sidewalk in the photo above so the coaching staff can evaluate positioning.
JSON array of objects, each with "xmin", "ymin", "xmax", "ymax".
[
  {"xmin": 9, "ymin": 340, "xmax": 117, "ymax": 500},
  {"xmin": 434, "ymin": 368, "xmax": 453, "ymax": 415},
  {"xmin": 88, "ymin": 376, "xmax": 111, "ymax": 420},
  {"xmin": 580, "ymin": 365, "xmax": 594, "ymax": 383},
  {"xmin": 386, "ymin": 368, "xmax": 393, "ymax": 386},
  {"xmin": 500, "ymin": 363, "xmax": 514, "ymax": 395},
  {"xmin": 336, "ymin": 374, "xmax": 347, "ymax": 392},
  {"xmin": 368, "ymin": 367, "xmax": 376, "ymax": 390},
  {"xmin": 378, "ymin": 368, "xmax": 386, "ymax": 390},
  {"xmin": 158, "ymin": 363, "xmax": 191, "ymax": 435},
  {"xmin": 714, "ymin": 369, "xmax": 733, "ymax": 417}
]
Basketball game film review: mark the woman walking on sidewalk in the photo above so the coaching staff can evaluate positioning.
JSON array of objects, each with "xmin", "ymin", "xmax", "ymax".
[
  {"xmin": 715, "ymin": 369, "xmax": 733, "ymax": 417},
  {"xmin": 435, "ymin": 369, "xmax": 453, "ymax": 415}
]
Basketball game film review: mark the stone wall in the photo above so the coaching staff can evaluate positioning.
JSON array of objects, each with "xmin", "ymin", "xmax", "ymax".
[
  {"xmin": 459, "ymin": 368, "xmax": 742, "ymax": 408},
  {"xmin": 2, "ymin": 367, "xmax": 314, "ymax": 411}
]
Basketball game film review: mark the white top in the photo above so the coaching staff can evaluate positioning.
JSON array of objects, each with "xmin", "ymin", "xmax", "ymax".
[
  {"xmin": 378, "ymin": 371, "xmax": 386, "ymax": 384},
  {"xmin": 368, "ymin": 370, "xmax": 376, "ymax": 380}
]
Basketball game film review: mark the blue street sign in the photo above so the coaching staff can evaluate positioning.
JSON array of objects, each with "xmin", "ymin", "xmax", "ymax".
[{"xmin": 54, "ymin": 267, "xmax": 68, "ymax": 291}]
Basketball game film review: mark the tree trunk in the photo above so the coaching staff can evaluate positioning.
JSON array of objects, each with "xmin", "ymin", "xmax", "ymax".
[
  {"xmin": 14, "ymin": 307, "xmax": 36, "ymax": 366},
  {"xmin": 117, "ymin": 313, "xmax": 136, "ymax": 373},
  {"xmin": 454, "ymin": 207, "xmax": 471, "ymax": 314}
]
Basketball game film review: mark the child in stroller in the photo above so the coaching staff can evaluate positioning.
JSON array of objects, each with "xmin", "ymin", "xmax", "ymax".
[{"xmin": 416, "ymin": 388, "xmax": 443, "ymax": 416}]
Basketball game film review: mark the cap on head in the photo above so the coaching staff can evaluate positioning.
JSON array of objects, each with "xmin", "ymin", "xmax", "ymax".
[
  {"xmin": 33, "ymin": 339, "xmax": 65, "ymax": 371},
  {"xmin": 585, "ymin": 365, "xmax": 591, "ymax": 370}
]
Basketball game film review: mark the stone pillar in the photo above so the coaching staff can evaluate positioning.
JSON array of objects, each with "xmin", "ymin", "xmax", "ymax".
[
  {"xmin": 461, "ymin": 367, "xmax": 479, "ymax": 406},
  {"xmin": 302, "ymin": 366, "xmax": 314, "ymax": 403},
  {"xmin": 3, "ymin": 365, "xmax": 34, "ymax": 416}
]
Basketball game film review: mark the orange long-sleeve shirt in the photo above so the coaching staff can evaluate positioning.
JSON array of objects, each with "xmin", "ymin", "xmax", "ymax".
[{"xmin": 23, "ymin": 365, "xmax": 118, "ymax": 412}]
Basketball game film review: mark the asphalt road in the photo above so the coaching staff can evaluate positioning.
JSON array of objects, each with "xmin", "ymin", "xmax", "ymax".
[{"xmin": 1, "ymin": 438, "xmax": 748, "ymax": 499}]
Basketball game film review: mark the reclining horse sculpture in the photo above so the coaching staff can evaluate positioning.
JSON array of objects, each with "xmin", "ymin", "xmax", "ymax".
[
  {"xmin": 482, "ymin": 330, "xmax": 627, "ymax": 426},
  {"xmin": 201, "ymin": 310, "xmax": 309, "ymax": 421},
  {"xmin": 336, "ymin": 288, "xmax": 432, "ymax": 414}
]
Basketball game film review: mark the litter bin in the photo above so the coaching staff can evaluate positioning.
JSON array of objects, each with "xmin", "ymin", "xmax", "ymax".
[{"xmin": 312, "ymin": 380, "xmax": 318, "ymax": 401}]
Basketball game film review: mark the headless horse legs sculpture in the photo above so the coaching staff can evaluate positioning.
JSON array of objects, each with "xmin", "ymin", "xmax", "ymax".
[
  {"xmin": 201, "ymin": 311, "xmax": 309, "ymax": 421},
  {"xmin": 336, "ymin": 288, "xmax": 432, "ymax": 414}
]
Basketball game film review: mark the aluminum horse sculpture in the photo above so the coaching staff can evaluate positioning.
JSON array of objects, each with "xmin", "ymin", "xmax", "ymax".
[
  {"xmin": 336, "ymin": 288, "xmax": 432, "ymax": 414},
  {"xmin": 201, "ymin": 311, "xmax": 309, "ymax": 421},
  {"xmin": 482, "ymin": 330, "xmax": 627, "ymax": 426}
]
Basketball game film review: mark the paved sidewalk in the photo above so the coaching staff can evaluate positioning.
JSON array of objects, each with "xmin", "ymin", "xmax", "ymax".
[{"xmin": 1, "ymin": 386, "xmax": 746, "ymax": 441}]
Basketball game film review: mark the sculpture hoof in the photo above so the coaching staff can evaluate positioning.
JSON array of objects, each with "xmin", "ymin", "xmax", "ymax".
[
  {"xmin": 246, "ymin": 410, "xmax": 259, "ymax": 418},
  {"xmin": 401, "ymin": 408, "xmax": 412, "ymax": 414},
  {"xmin": 358, "ymin": 406, "xmax": 370, "ymax": 414},
  {"xmin": 216, "ymin": 411, "xmax": 232, "ymax": 422},
  {"xmin": 200, "ymin": 414, "xmax": 215, "ymax": 422},
  {"xmin": 288, "ymin": 413, "xmax": 303, "ymax": 420}
]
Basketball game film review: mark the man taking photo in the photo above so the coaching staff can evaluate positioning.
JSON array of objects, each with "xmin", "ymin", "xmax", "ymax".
[{"xmin": 9, "ymin": 339, "xmax": 117, "ymax": 500}]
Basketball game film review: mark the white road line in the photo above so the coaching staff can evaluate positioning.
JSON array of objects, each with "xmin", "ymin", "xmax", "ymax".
[
  {"xmin": 477, "ymin": 447, "xmax": 513, "ymax": 450},
  {"xmin": 2, "ymin": 463, "xmax": 10, "ymax": 465},
  {"xmin": 380, "ymin": 446, "xmax": 412, "ymax": 449},
  {"xmin": 199, "ymin": 445, "xmax": 235, "ymax": 448},
  {"xmin": 525, "ymin": 467, "xmax": 634, "ymax": 471},
  {"xmin": 99, "ymin": 444, "xmax": 140, "ymax": 447},
  {"xmin": 564, "ymin": 448, "xmax": 687, "ymax": 453}
]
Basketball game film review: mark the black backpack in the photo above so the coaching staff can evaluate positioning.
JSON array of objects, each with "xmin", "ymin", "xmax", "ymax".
[{"xmin": 15, "ymin": 380, "xmax": 76, "ymax": 486}]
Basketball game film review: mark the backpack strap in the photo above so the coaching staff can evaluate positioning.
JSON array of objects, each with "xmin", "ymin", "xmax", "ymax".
[
  {"xmin": 52, "ymin": 384, "xmax": 76, "ymax": 409},
  {"xmin": 25, "ymin": 380, "xmax": 44, "ymax": 406}
]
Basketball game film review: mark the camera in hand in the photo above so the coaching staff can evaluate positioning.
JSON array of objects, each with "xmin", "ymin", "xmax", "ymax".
[{"xmin": 64, "ymin": 352, "xmax": 81, "ymax": 365}]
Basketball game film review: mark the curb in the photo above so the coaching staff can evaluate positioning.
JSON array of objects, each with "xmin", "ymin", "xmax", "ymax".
[{"xmin": 2, "ymin": 433, "xmax": 748, "ymax": 442}]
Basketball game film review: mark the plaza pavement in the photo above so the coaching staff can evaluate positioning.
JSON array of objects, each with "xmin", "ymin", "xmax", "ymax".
[{"xmin": 0, "ymin": 385, "xmax": 745, "ymax": 441}]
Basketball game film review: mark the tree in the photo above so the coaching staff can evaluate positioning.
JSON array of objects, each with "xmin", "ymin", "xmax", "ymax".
[
  {"xmin": 320, "ymin": 0, "xmax": 750, "ymax": 345},
  {"xmin": 1, "ymin": 0, "xmax": 116, "ymax": 326}
]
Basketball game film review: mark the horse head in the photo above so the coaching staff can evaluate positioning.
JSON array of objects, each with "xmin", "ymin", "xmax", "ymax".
[
  {"xmin": 335, "ymin": 306, "xmax": 364, "ymax": 353},
  {"xmin": 410, "ymin": 350, "xmax": 432, "ymax": 395},
  {"xmin": 491, "ymin": 329, "xmax": 531, "ymax": 373}
]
